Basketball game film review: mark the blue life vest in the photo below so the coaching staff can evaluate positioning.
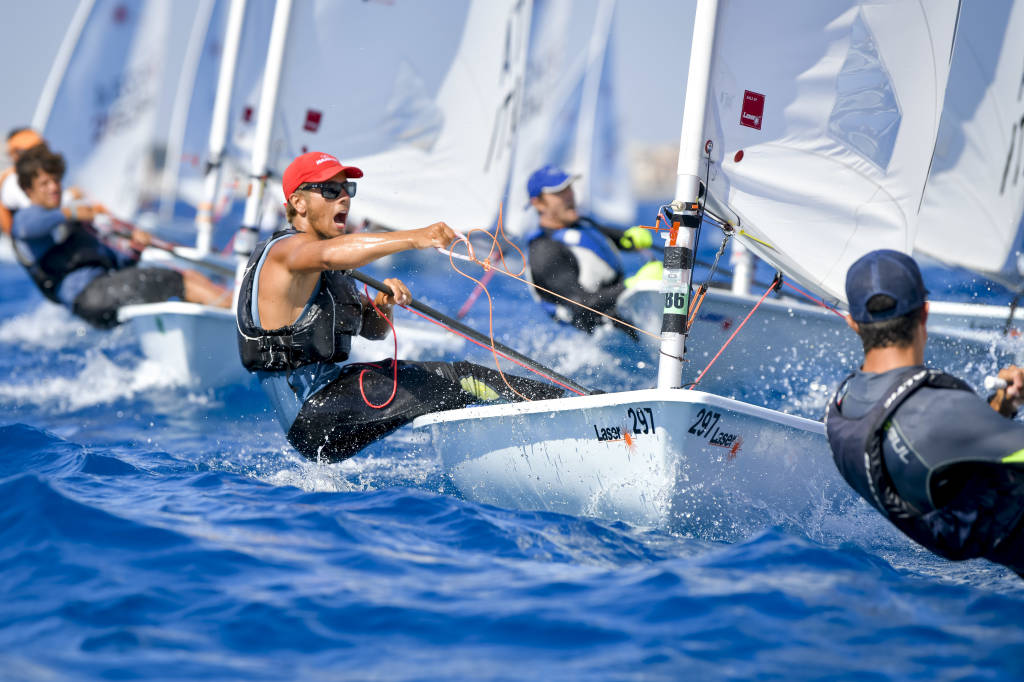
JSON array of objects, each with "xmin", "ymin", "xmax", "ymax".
[
  {"xmin": 12, "ymin": 220, "xmax": 119, "ymax": 303},
  {"xmin": 525, "ymin": 222, "xmax": 622, "ymax": 318},
  {"xmin": 236, "ymin": 229, "xmax": 364, "ymax": 372}
]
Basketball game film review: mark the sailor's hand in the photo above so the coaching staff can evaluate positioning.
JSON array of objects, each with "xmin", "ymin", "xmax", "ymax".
[
  {"xmin": 377, "ymin": 277, "xmax": 412, "ymax": 307},
  {"xmin": 66, "ymin": 203, "xmax": 104, "ymax": 223},
  {"xmin": 412, "ymin": 222, "xmax": 457, "ymax": 250},
  {"xmin": 67, "ymin": 186, "xmax": 85, "ymax": 201},
  {"xmin": 130, "ymin": 228, "xmax": 153, "ymax": 250},
  {"xmin": 990, "ymin": 365, "xmax": 1024, "ymax": 417},
  {"xmin": 619, "ymin": 226, "xmax": 653, "ymax": 250},
  {"xmin": 1001, "ymin": 366, "xmax": 1024, "ymax": 400}
]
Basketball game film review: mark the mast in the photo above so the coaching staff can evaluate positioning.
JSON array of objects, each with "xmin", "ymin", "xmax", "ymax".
[
  {"xmin": 157, "ymin": 0, "xmax": 218, "ymax": 229},
  {"xmin": 32, "ymin": 0, "xmax": 96, "ymax": 131},
  {"xmin": 730, "ymin": 241, "xmax": 752, "ymax": 295},
  {"xmin": 657, "ymin": 0, "xmax": 718, "ymax": 390},
  {"xmin": 191, "ymin": 0, "xmax": 248, "ymax": 255},
  {"xmin": 233, "ymin": 0, "xmax": 292, "ymax": 273}
]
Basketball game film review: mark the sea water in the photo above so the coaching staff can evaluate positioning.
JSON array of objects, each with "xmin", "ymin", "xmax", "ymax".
[{"xmin": 1, "ymin": 212, "xmax": 1023, "ymax": 681}]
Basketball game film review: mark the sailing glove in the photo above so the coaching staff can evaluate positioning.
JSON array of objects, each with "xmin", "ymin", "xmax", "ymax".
[
  {"xmin": 624, "ymin": 261, "xmax": 663, "ymax": 288},
  {"xmin": 619, "ymin": 226, "xmax": 653, "ymax": 250}
]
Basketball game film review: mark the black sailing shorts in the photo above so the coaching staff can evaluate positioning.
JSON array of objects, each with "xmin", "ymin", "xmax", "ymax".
[
  {"xmin": 72, "ymin": 266, "xmax": 186, "ymax": 328},
  {"xmin": 287, "ymin": 359, "xmax": 564, "ymax": 462}
]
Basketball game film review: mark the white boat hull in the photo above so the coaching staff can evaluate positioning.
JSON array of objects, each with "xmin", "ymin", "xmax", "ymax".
[
  {"xmin": 118, "ymin": 302, "xmax": 466, "ymax": 390},
  {"xmin": 414, "ymin": 388, "xmax": 849, "ymax": 536}
]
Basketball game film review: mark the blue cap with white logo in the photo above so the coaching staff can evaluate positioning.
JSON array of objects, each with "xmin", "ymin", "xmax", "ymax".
[
  {"xmin": 845, "ymin": 249, "xmax": 928, "ymax": 323},
  {"xmin": 527, "ymin": 164, "xmax": 580, "ymax": 198}
]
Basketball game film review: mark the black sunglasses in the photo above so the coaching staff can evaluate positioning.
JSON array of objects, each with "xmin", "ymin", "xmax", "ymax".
[{"xmin": 300, "ymin": 180, "xmax": 357, "ymax": 200}]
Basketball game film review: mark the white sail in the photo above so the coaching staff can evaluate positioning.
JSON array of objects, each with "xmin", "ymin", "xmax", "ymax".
[
  {"xmin": 258, "ymin": 0, "xmax": 531, "ymax": 232},
  {"xmin": 504, "ymin": 0, "xmax": 634, "ymax": 237},
  {"xmin": 32, "ymin": 0, "xmax": 195, "ymax": 220},
  {"xmin": 570, "ymin": 0, "xmax": 634, "ymax": 228},
  {"xmin": 160, "ymin": 0, "xmax": 276, "ymax": 216},
  {"xmin": 158, "ymin": 0, "xmax": 218, "ymax": 216},
  {"xmin": 503, "ymin": 0, "xmax": 575, "ymax": 237},
  {"xmin": 698, "ymin": 1, "xmax": 960, "ymax": 303},
  {"xmin": 915, "ymin": 0, "xmax": 1024, "ymax": 288}
]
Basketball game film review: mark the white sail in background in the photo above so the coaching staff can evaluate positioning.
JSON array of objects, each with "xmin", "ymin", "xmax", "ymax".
[
  {"xmin": 503, "ymin": 0, "xmax": 575, "ymax": 237},
  {"xmin": 261, "ymin": 0, "xmax": 531, "ymax": 232},
  {"xmin": 32, "ymin": 0, "xmax": 192, "ymax": 220},
  {"xmin": 915, "ymin": 0, "xmax": 1024, "ymax": 288},
  {"xmin": 161, "ymin": 0, "xmax": 276, "ymax": 215},
  {"xmin": 698, "ymin": 1, "xmax": 960, "ymax": 303},
  {"xmin": 569, "ymin": 0, "xmax": 634, "ymax": 228},
  {"xmin": 504, "ymin": 0, "xmax": 634, "ymax": 237},
  {"xmin": 159, "ymin": 0, "xmax": 219, "ymax": 215}
]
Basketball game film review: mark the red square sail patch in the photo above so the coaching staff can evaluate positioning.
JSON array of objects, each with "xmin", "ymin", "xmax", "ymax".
[
  {"xmin": 303, "ymin": 109, "xmax": 322, "ymax": 133},
  {"xmin": 740, "ymin": 90, "xmax": 765, "ymax": 130}
]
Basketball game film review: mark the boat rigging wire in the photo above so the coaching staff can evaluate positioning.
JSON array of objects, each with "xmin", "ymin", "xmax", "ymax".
[
  {"xmin": 779, "ymin": 280, "xmax": 845, "ymax": 318},
  {"xmin": 687, "ymin": 233, "xmax": 731, "ymax": 332},
  {"xmin": 686, "ymin": 274, "xmax": 783, "ymax": 389}
]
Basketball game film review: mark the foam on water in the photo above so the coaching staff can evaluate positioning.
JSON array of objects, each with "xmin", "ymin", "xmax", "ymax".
[
  {"xmin": 0, "ymin": 301, "xmax": 91, "ymax": 349},
  {"xmin": 0, "ymin": 347, "xmax": 180, "ymax": 410}
]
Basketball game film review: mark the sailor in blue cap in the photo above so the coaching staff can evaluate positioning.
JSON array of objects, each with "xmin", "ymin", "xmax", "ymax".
[
  {"xmin": 524, "ymin": 164, "xmax": 661, "ymax": 340},
  {"xmin": 825, "ymin": 249, "xmax": 1024, "ymax": 578}
]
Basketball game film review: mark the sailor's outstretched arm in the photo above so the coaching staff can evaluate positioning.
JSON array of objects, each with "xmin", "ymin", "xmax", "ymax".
[{"xmin": 285, "ymin": 223, "xmax": 456, "ymax": 273}]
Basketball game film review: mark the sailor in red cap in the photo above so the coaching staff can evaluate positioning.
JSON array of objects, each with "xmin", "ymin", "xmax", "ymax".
[{"xmin": 236, "ymin": 151, "xmax": 563, "ymax": 462}]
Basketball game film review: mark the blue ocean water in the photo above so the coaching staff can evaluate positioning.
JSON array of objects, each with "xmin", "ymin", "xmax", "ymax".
[{"xmin": 2, "ymin": 205, "xmax": 1024, "ymax": 681}]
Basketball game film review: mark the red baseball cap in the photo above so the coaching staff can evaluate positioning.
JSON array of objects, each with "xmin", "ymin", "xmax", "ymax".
[{"xmin": 282, "ymin": 151, "xmax": 363, "ymax": 199}]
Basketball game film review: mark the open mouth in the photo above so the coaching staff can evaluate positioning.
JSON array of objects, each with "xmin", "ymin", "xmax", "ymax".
[{"xmin": 333, "ymin": 211, "xmax": 347, "ymax": 227}]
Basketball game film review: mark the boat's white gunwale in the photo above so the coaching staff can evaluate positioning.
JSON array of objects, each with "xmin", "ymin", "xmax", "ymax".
[
  {"xmin": 926, "ymin": 299, "xmax": 1016, "ymax": 319},
  {"xmin": 118, "ymin": 301, "xmax": 234, "ymax": 322},
  {"xmin": 413, "ymin": 386, "xmax": 824, "ymax": 433}
]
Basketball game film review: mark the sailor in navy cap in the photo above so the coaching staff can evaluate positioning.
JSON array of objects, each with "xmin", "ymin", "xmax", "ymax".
[
  {"xmin": 825, "ymin": 249, "xmax": 1024, "ymax": 578},
  {"xmin": 523, "ymin": 164, "xmax": 661, "ymax": 340}
]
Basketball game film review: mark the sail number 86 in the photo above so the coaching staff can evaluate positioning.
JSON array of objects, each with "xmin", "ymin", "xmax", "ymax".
[{"xmin": 664, "ymin": 292, "xmax": 688, "ymax": 312}]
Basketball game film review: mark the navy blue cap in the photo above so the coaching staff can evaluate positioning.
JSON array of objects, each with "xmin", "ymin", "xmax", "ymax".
[
  {"xmin": 845, "ymin": 249, "xmax": 928, "ymax": 323},
  {"xmin": 527, "ymin": 164, "xmax": 580, "ymax": 198}
]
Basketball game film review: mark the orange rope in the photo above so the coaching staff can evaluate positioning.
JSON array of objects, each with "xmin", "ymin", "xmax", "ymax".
[
  {"xmin": 442, "ymin": 205, "xmax": 553, "ymax": 401},
  {"xmin": 357, "ymin": 285, "xmax": 399, "ymax": 408},
  {"xmin": 687, "ymin": 286, "xmax": 709, "ymax": 331},
  {"xmin": 688, "ymin": 277, "xmax": 780, "ymax": 389},
  {"xmin": 421, "ymin": 205, "xmax": 684, "ymax": 399},
  {"xmin": 445, "ymin": 217, "xmax": 663, "ymax": 341}
]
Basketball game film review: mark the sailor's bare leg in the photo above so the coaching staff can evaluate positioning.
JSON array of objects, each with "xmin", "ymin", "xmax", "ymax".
[{"xmin": 182, "ymin": 269, "xmax": 232, "ymax": 308}]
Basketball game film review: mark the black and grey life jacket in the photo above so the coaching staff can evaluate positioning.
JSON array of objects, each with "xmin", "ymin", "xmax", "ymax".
[
  {"xmin": 12, "ymin": 222, "xmax": 119, "ymax": 303},
  {"xmin": 236, "ymin": 229, "xmax": 364, "ymax": 372},
  {"xmin": 824, "ymin": 367, "xmax": 1023, "ymax": 559}
]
